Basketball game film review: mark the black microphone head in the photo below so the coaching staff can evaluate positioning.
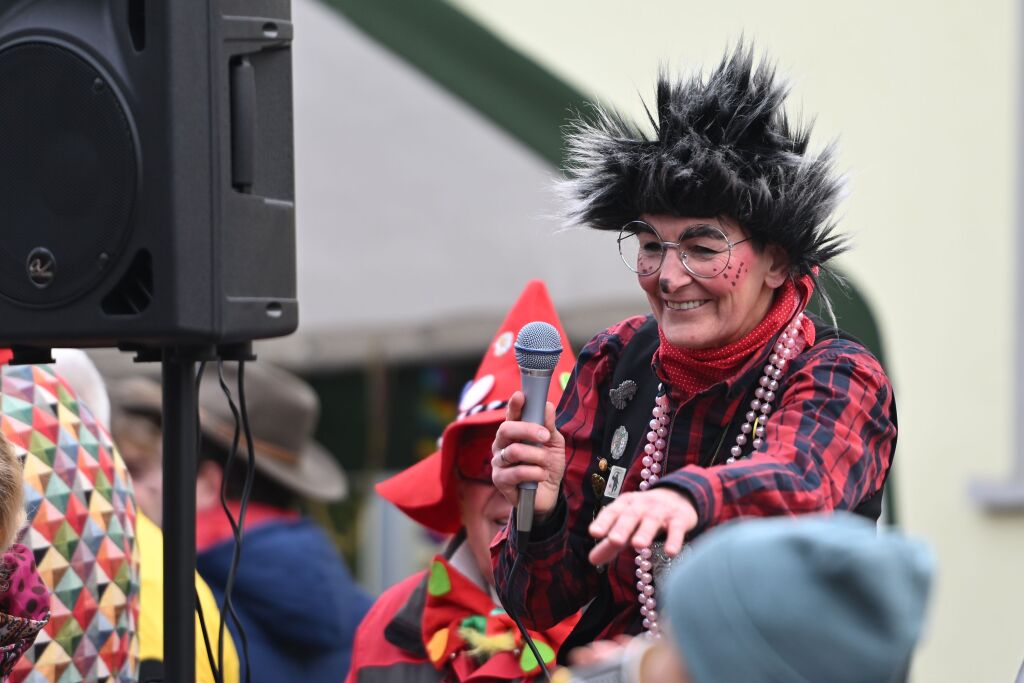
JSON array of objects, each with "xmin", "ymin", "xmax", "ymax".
[{"xmin": 515, "ymin": 321, "xmax": 563, "ymax": 371}]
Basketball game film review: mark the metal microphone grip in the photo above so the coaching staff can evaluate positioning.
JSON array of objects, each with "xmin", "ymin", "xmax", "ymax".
[{"xmin": 517, "ymin": 367, "xmax": 553, "ymax": 540}]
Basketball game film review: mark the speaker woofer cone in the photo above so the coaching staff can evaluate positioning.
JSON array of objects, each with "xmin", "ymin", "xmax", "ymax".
[{"xmin": 0, "ymin": 41, "xmax": 137, "ymax": 307}]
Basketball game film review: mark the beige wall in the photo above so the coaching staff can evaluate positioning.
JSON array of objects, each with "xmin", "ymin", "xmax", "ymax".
[{"xmin": 447, "ymin": 0, "xmax": 1023, "ymax": 679}]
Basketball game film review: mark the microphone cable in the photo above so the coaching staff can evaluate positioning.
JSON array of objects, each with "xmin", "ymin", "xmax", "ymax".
[{"xmin": 499, "ymin": 530, "xmax": 552, "ymax": 682}]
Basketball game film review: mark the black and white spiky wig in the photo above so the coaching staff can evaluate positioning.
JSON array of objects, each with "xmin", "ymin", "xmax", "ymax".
[{"xmin": 560, "ymin": 45, "xmax": 847, "ymax": 282}]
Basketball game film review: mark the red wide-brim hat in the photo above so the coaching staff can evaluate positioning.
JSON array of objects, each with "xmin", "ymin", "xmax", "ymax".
[{"xmin": 375, "ymin": 280, "xmax": 575, "ymax": 534}]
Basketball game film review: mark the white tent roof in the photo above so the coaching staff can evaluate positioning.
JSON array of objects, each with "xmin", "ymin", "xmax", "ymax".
[{"xmin": 255, "ymin": 0, "xmax": 643, "ymax": 369}]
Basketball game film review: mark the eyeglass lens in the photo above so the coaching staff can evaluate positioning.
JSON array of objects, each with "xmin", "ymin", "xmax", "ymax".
[{"xmin": 618, "ymin": 222, "xmax": 733, "ymax": 277}]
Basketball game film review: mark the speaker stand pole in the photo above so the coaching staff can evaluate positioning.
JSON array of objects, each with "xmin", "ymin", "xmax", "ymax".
[{"xmin": 161, "ymin": 347, "xmax": 202, "ymax": 683}]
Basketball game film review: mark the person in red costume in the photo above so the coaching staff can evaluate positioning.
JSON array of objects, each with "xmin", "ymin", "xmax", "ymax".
[
  {"xmin": 490, "ymin": 44, "xmax": 898, "ymax": 653},
  {"xmin": 347, "ymin": 281, "xmax": 580, "ymax": 683}
]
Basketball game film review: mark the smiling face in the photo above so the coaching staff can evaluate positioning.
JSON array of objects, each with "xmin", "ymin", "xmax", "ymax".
[
  {"xmin": 458, "ymin": 479, "xmax": 514, "ymax": 587},
  {"xmin": 637, "ymin": 215, "xmax": 789, "ymax": 350}
]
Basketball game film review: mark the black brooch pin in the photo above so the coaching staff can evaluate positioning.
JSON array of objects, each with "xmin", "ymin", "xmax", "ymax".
[{"xmin": 609, "ymin": 380, "xmax": 637, "ymax": 410}]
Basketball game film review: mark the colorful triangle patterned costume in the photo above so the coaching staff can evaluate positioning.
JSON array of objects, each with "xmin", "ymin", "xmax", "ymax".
[{"xmin": 2, "ymin": 363, "xmax": 139, "ymax": 683}]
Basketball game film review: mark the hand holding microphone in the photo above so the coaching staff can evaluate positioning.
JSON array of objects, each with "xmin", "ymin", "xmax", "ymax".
[{"xmin": 491, "ymin": 322, "xmax": 567, "ymax": 548}]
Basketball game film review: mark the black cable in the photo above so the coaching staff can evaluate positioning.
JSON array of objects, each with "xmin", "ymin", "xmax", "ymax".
[
  {"xmin": 214, "ymin": 362, "xmax": 243, "ymax": 680},
  {"xmin": 215, "ymin": 362, "xmax": 253, "ymax": 683},
  {"xmin": 233, "ymin": 361, "xmax": 258, "ymax": 683},
  {"xmin": 215, "ymin": 362, "xmax": 253, "ymax": 682},
  {"xmin": 193, "ymin": 363, "xmax": 222, "ymax": 683},
  {"xmin": 195, "ymin": 587, "xmax": 220, "ymax": 683},
  {"xmin": 504, "ymin": 550, "xmax": 552, "ymax": 682}
]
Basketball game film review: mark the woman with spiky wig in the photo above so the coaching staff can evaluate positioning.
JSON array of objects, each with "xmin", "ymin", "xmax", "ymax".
[{"xmin": 489, "ymin": 45, "xmax": 897, "ymax": 652}]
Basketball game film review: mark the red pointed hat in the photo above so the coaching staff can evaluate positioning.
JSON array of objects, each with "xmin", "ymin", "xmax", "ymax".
[{"xmin": 376, "ymin": 280, "xmax": 575, "ymax": 534}]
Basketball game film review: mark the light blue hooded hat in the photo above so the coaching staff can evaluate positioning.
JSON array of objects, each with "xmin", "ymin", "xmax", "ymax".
[{"xmin": 663, "ymin": 513, "xmax": 934, "ymax": 683}]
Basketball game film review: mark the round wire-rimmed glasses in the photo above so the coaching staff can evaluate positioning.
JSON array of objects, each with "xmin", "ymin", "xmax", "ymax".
[{"xmin": 617, "ymin": 220, "xmax": 752, "ymax": 278}]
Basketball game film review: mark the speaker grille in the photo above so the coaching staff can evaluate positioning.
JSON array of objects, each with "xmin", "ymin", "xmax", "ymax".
[{"xmin": 0, "ymin": 41, "xmax": 137, "ymax": 307}]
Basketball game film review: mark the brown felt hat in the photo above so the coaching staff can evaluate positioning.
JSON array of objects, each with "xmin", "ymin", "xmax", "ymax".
[
  {"xmin": 108, "ymin": 376, "xmax": 166, "ymax": 471},
  {"xmin": 197, "ymin": 363, "xmax": 348, "ymax": 502},
  {"xmin": 109, "ymin": 365, "xmax": 348, "ymax": 502},
  {"xmin": 109, "ymin": 376, "xmax": 163, "ymax": 421}
]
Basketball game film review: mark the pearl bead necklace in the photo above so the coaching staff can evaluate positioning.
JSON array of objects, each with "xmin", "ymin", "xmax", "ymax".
[
  {"xmin": 634, "ymin": 312, "xmax": 806, "ymax": 636},
  {"xmin": 634, "ymin": 388, "xmax": 669, "ymax": 636},
  {"xmin": 728, "ymin": 312, "xmax": 806, "ymax": 462}
]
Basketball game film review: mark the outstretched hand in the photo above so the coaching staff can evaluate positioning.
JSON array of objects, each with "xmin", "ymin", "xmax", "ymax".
[{"xmin": 587, "ymin": 488, "xmax": 698, "ymax": 566}]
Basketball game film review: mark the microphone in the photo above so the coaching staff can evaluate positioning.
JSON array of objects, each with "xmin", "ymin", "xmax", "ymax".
[{"xmin": 513, "ymin": 321, "xmax": 563, "ymax": 550}]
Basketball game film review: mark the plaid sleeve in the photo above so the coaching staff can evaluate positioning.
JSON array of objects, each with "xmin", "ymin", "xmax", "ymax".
[
  {"xmin": 659, "ymin": 340, "xmax": 897, "ymax": 532},
  {"xmin": 492, "ymin": 317, "xmax": 648, "ymax": 630}
]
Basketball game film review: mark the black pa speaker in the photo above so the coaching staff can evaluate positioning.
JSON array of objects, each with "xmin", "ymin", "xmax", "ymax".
[{"xmin": 0, "ymin": 0, "xmax": 298, "ymax": 350}]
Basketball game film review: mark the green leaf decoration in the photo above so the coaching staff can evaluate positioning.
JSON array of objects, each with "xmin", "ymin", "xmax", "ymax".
[
  {"xmin": 427, "ymin": 560, "xmax": 452, "ymax": 597},
  {"xmin": 460, "ymin": 615, "xmax": 487, "ymax": 634},
  {"xmin": 519, "ymin": 641, "xmax": 555, "ymax": 673}
]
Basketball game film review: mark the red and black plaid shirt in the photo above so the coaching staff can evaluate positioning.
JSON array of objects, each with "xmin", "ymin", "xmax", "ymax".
[{"xmin": 492, "ymin": 315, "xmax": 896, "ymax": 639}]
